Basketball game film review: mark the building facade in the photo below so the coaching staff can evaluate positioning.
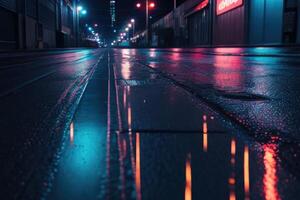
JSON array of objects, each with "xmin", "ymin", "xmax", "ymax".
[
  {"xmin": 0, "ymin": 0, "xmax": 78, "ymax": 50},
  {"xmin": 147, "ymin": 0, "xmax": 300, "ymax": 47},
  {"xmin": 110, "ymin": 0, "xmax": 116, "ymax": 27}
]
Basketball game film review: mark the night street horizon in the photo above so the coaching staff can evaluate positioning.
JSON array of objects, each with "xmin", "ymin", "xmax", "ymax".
[{"xmin": 1, "ymin": 0, "xmax": 300, "ymax": 200}]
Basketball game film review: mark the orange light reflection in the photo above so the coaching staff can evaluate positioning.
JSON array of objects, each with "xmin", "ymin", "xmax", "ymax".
[
  {"xmin": 263, "ymin": 144, "xmax": 280, "ymax": 200},
  {"xmin": 229, "ymin": 139, "xmax": 236, "ymax": 200},
  {"xmin": 128, "ymin": 106, "xmax": 132, "ymax": 131},
  {"xmin": 185, "ymin": 154, "xmax": 192, "ymax": 200},
  {"xmin": 244, "ymin": 145, "xmax": 250, "ymax": 200},
  {"xmin": 231, "ymin": 139, "xmax": 236, "ymax": 164},
  {"xmin": 203, "ymin": 115, "xmax": 208, "ymax": 152}
]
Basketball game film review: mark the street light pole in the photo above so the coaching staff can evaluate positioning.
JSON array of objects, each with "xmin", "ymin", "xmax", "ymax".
[
  {"xmin": 146, "ymin": 0, "xmax": 149, "ymax": 45},
  {"xmin": 174, "ymin": 0, "xmax": 176, "ymax": 9},
  {"xmin": 132, "ymin": 21, "xmax": 135, "ymax": 36}
]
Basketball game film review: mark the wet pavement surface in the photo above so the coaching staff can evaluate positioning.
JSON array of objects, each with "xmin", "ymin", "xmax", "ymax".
[{"xmin": 1, "ymin": 48, "xmax": 300, "ymax": 200}]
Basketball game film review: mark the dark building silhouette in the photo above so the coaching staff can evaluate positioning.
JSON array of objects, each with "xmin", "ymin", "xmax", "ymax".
[{"xmin": 0, "ymin": 0, "xmax": 78, "ymax": 49}]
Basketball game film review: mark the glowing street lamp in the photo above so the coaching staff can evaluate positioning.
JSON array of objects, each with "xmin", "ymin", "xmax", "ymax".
[
  {"xmin": 77, "ymin": 6, "xmax": 83, "ymax": 11},
  {"xmin": 136, "ymin": 3, "xmax": 141, "ymax": 8},
  {"xmin": 131, "ymin": 19, "xmax": 136, "ymax": 36},
  {"xmin": 81, "ymin": 10, "xmax": 87, "ymax": 15},
  {"xmin": 135, "ymin": 1, "xmax": 156, "ymax": 45},
  {"xmin": 149, "ymin": 2, "xmax": 155, "ymax": 8}
]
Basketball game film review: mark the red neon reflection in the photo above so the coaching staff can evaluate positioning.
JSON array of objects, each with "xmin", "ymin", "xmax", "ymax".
[
  {"xmin": 136, "ymin": 133, "xmax": 141, "ymax": 200},
  {"xmin": 216, "ymin": 0, "xmax": 243, "ymax": 15},
  {"xmin": 213, "ymin": 55, "xmax": 243, "ymax": 90}
]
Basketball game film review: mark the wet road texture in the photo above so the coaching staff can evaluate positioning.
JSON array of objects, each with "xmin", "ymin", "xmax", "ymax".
[{"xmin": 0, "ymin": 48, "xmax": 300, "ymax": 200}]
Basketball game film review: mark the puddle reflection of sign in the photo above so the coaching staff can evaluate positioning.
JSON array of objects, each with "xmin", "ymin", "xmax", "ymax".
[{"xmin": 216, "ymin": 0, "xmax": 243, "ymax": 15}]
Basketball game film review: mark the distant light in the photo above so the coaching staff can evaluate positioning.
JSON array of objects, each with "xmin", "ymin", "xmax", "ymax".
[
  {"xmin": 125, "ymin": 27, "xmax": 129, "ymax": 31},
  {"xmin": 81, "ymin": 10, "xmax": 87, "ymax": 15},
  {"xmin": 128, "ymin": 23, "xmax": 132, "ymax": 28},
  {"xmin": 149, "ymin": 2, "xmax": 155, "ymax": 8},
  {"xmin": 111, "ymin": 42, "xmax": 114, "ymax": 45},
  {"xmin": 88, "ymin": 27, "xmax": 92, "ymax": 31},
  {"xmin": 94, "ymin": 24, "xmax": 98, "ymax": 27},
  {"xmin": 131, "ymin": 19, "xmax": 135, "ymax": 23},
  {"xmin": 77, "ymin": 6, "xmax": 83, "ymax": 11},
  {"xmin": 113, "ymin": 29, "xmax": 117, "ymax": 33},
  {"xmin": 136, "ymin": 3, "xmax": 141, "ymax": 8}
]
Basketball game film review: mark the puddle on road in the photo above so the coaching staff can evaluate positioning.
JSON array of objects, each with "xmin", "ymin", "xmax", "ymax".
[{"xmin": 46, "ymin": 116, "xmax": 300, "ymax": 200}]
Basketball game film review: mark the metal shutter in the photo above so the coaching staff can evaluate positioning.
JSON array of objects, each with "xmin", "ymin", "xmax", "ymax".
[
  {"xmin": 0, "ymin": 0, "xmax": 16, "ymax": 12},
  {"xmin": 26, "ymin": 0, "xmax": 37, "ymax": 18}
]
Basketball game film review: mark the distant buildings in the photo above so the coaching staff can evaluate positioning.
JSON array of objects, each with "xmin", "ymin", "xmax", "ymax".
[
  {"xmin": 110, "ymin": 0, "xmax": 116, "ymax": 27},
  {"xmin": 136, "ymin": 0, "xmax": 300, "ymax": 47},
  {"xmin": 0, "ymin": 0, "xmax": 78, "ymax": 49}
]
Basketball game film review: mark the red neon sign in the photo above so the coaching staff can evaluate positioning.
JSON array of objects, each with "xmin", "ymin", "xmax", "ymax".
[
  {"xmin": 195, "ymin": 0, "xmax": 209, "ymax": 11},
  {"xmin": 216, "ymin": 0, "xmax": 243, "ymax": 15}
]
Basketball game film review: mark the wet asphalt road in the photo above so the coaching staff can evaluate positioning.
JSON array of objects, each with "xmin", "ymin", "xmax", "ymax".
[{"xmin": 0, "ymin": 48, "xmax": 300, "ymax": 200}]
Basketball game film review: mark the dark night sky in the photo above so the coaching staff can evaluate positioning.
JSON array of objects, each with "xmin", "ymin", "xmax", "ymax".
[{"xmin": 81, "ymin": 0, "xmax": 186, "ymax": 40}]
